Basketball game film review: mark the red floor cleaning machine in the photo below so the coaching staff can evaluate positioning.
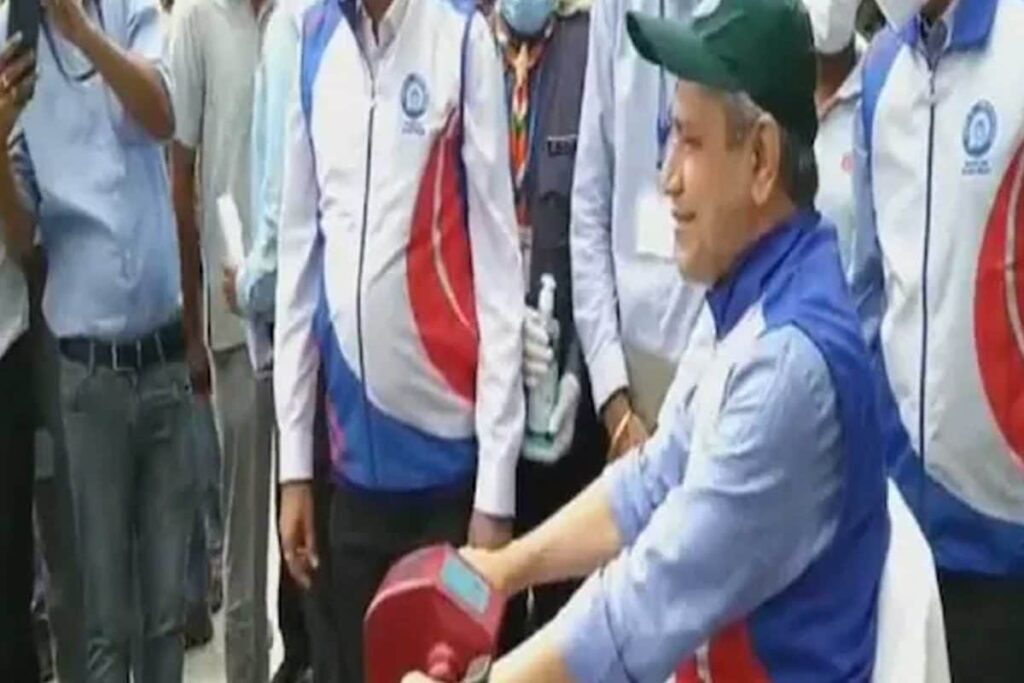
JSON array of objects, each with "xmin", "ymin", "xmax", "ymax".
[{"xmin": 365, "ymin": 545, "xmax": 507, "ymax": 683}]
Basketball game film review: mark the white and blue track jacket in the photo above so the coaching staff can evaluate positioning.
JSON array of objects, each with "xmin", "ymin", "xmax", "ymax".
[
  {"xmin": 275, "ymin": 0, "xmax": 525, "ymax": 517},
  {"xmin": 852, "ymin": 0, "xmax": 1024, "ymax": 576}
]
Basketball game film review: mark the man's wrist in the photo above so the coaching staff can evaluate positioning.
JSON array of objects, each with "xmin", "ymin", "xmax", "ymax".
[
  {"xmin": 72, "ymin": 20, "xmax": 105, "ymax": 60},
  {"xmin": 600, "ymin": 390, "xmax": 632, "ymax": 434},
  {"xmin": 497, "ymin": 539, "xmax": 533, "ymax": 596}
]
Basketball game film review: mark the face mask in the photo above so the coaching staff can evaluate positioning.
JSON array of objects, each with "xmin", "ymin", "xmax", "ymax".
[
  {"xmin": 875, "ymin": 0, "xmax": 927, "ymax": 29},
  {"xmin": 499, "ymin": 0, "xmax": 557, "ymax": 37},
  {"xmin": 802, "ymin": 0, "xmax": 858, "ymax": 54}
]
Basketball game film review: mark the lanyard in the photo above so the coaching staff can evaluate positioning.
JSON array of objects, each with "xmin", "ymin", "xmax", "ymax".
[
  {"xmin": 42, "ymin": 2, "xmax": 107, "ymax": 83},
  {"xmin": 655, "ymin": 0, "xmax": 671, "ymax": 170}
]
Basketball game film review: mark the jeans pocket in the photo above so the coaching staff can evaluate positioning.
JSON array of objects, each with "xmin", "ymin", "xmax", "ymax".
[{"xmin": 140, "ymin": 362, "xmax": 190, "ymax": 442}]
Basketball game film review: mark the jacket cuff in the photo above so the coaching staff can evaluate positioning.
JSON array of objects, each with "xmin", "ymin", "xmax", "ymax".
[
  {"xmin": 279, "ymin": 426, "xmax": 314, "ymax": 483},
  {"xmin": 473, "ymin": 450, "xmax": 517, "ymax": 518},
  {"xmin": 589, "ymin": 342, "xmax": 629, "ymax": 415}
]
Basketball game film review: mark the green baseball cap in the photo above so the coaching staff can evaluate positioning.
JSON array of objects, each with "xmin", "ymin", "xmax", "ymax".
[{"xmin": 627, "ymin": 0, "xmax": 818, "ymax": 144}]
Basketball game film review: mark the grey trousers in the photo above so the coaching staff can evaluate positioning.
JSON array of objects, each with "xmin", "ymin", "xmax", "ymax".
[
  {"xmin": 213, "ymin": 346, "xmax": 273, "ymax": 683},
  {"xmin": 61, "ymin": 356, "xmax": 194, "ymax": 683}
]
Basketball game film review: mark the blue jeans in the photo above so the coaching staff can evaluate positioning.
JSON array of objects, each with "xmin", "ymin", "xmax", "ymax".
[
  {"xmin": 61, "ymin": 356, "xmax": 194, "ymax": 683},
  {"xmin": 185, "ymin": 396, "xmax": 222, "ymax": 609}
]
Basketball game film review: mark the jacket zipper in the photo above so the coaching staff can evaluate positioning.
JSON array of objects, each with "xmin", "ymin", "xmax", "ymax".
[
  {"xmin": 919, "ymin": 48, "xmax": 941, "ymax": 536},
  {"xmin": 356, "ymin": 69, "xmax": 379, "ymax": 484}
]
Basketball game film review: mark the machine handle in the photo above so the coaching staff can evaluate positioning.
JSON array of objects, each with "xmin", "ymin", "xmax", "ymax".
[{"xmin": 426, "ymin": 643, "xmax": 460, "ymax": 682}]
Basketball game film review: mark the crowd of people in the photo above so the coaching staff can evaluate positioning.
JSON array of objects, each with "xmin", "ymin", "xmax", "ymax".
[{"xmin": 0, "ymin": 0, "xmax": 1021, "ymax": 680}]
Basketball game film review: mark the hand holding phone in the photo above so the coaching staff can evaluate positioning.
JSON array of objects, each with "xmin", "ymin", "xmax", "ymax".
[
  {"xmin": 7, "ymin": 0, "xmax": 41, "ymax": 57},
  {"xmin": 0, "ymin": 35, "xmax": 37, "ymax": 141}
]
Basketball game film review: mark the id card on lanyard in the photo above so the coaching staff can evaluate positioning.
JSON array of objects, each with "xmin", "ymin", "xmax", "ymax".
[{"xmin": 635, "ymin": 0, "xmax": 677, "ymax": 261}]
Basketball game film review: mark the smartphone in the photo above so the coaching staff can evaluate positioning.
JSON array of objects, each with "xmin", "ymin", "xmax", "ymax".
[{"xmin": 6, "ymin": 0, "xmax": 41, "ymax": 57}]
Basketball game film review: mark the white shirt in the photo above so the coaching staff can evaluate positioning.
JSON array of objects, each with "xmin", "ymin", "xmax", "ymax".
[
  {"xmin": 814, "ymin": 55, "xmax": 862, "ymax": 275},
  {"xmin": 570, "ymin": 0, "xmax": 705, "ymax": 412},
  {"xmin": 357, "ymin": 0, "xmax": 408, "ymax": 70},
  {"xmin": 169, "ymin": 0, "xmax": 272, "ymax": 351},
  {"xmin": 0, "ymin": 243, "xmax": 28, "ymax": 359}
]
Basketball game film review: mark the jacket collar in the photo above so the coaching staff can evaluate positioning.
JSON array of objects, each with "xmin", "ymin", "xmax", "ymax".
[
  {"xmin": 706, "ymin": 209, "xmax": 818, "ymax": 339},
  {"xmin": 902, "ymin": 0, "xmax": 996, "ymax": 52}
]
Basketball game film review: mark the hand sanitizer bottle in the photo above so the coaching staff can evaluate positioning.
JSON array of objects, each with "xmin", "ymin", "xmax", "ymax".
[{"xmin": 527, "ymin": 274, "xmax": 560, "ymax": 440}]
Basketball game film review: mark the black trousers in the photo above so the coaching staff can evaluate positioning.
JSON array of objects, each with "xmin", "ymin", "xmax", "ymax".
[
  {"xmin": 330, "ymin": 481, "xmax": 473, "ymax": 683},
  {"xmin": 0, "ymin": 333, "xmax": 39, "ymax": 683},
  {"xmin": 502, "ymin": 396, "xmax": 607, "ymax": 651},
  {"xmin": 939, "ymin": 571, "xmax": 1024, "ymax": 682}
]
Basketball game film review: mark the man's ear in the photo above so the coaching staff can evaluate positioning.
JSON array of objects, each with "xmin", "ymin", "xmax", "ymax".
[{"xmin": 750, "ymin": 115, "xmax": 782, "ymax": 207}]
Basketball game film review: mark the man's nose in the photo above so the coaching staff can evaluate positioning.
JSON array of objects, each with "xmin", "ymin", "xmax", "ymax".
[{"xmin": 662, "ymin": 157, "xmax": 682, "ymax": 198}]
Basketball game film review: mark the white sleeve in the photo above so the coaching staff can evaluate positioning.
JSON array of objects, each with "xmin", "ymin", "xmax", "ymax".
[
  {"xmin": 274, "ymin": 54, "xmax": 322, "ymax": 484},
  {"xmin": 167, "ymin": 0, "xmax": 204, "ymax": 149},
  {"xmin": 461, "ymin": 14, "xmax": 526, "ymax": 518},
  {"xmin": 569, "ymin": 0, "xmax": 627, "ymax": 412}
]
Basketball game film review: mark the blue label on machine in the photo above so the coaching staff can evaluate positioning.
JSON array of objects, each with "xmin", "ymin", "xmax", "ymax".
[{"xmin": 441, "ymin": 554, "xmax": 490, "ymax": 616}]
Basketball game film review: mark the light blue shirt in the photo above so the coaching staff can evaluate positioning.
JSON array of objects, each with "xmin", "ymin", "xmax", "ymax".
[
  {"xmin": 555, "ymin": 287, "xmax": 844, "ymax": 680},
  {"xmin": 241, "ymin": 1, "xmax": 302, "ymax": 323},
  {"xmin": 1, "ymin": 0, "xmax": 180, "ymax": 342}
]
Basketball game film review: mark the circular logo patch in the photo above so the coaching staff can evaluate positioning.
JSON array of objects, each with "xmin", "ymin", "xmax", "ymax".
[
  {"xmin": 963, "ymin": 100, "xmax": 998, "ymax": 159},
  {"xmin": 401, "ymin": 74, "xmax": 429, "ymax": 121}
]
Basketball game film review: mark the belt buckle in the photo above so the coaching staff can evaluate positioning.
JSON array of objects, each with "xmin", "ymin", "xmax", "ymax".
[{"xmin": 109, "ymin": 340, "xmax": 144, "ymax": 373}]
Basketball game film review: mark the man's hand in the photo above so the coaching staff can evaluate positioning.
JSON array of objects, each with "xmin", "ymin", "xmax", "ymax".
[
  {"xmin": 468, "ymin": 510, "xmax": 513, "ymax": 550},
  {"xmin": 602, "ymin": 391, "xmax": 648, "ymax": 462},
  {"xmin": 280, "ymin": 482, "xmax": 319, "ymax": 589},
  {"xmin": 223, "ymin": 265, "xmax": 242, "ymax": 317},
  {"xmin": 461, "ymin": 545, "xmax": 514, "ymax": 594},
  {"xmin": 523, "ymin": 373, "xmax": 580, "ymax": 465},
  {"xmin": 0, "ymin": 37, "xmax": 36, "ymax": 141},
  {"xmin": 185, "ymin": 334, "xmax": 212, "ymax": 397},
  {"xmin": 42, "ymin": 0, "xmax": 95, "ymax": 49},
  {"xmin": 523, "ymin": 307, "xmax": 554, "ymax": 389}
]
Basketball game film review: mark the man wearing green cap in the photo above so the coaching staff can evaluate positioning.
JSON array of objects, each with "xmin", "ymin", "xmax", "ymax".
[{"xmin": 403, "ymin": 0, "xmax": 889, "ymax": 680}]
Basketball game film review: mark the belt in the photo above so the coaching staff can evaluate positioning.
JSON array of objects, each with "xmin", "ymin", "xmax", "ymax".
[{"xmin": 59, "ymin": 320, "xmax": 186, "ymax": 372}]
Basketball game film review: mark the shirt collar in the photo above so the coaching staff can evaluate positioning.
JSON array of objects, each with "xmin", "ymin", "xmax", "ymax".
[
  {"xmin": 904, "ymin": 0, "xmax": 996, "ymax": 52},
  {"xmin": 706, "ymin": 209, "xmax": 818, "ymax": 339},
  {"xmin": 353, "ymin": 0, "xmax": 410, "ymax": 53}
]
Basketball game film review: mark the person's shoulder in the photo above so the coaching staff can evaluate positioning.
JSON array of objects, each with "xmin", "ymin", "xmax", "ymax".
[
  {"xmin": 167, "ymin": 0, "xmax": 213, "ymax": 29},
  {"xmin": 753, "ymin": 324, "xmax": 828, "ymax": 376}
]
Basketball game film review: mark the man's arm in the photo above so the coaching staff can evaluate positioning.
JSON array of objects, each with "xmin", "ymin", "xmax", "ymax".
[
  {"xmin": 570, "ymin": 0, "xmax": 625, "ymax": 415},
  {"xmin": 0, "ymin": 39, "xmax": 39, "ymax": 258},
  {"xmin": 461, "ymin": 14, "xmax": 525, "ymax": 531},
  {"xmin": 850, "ymin": 101, "xmax": 916, "ymax": 474},
  {"xmin": 170, "ymin": 143, "xmax": 209, "ymax": 392},
  {"xmin": 274, "ymin": 42, "xmax": 322, "ymax": 587},
  {"xmin": 274, "ymin": 50, "xmax": 321, "ymax": 488},
  {"xmin": 45, "ymin": 0, "xmax": 173, "ymax": 140},
  {"xmin": 480, "ymin": 370, "xmax": 694, "ymax": 595},
  {"xmin": 542, "ymin": 330, "xmax": 842, "ymax": 683},
  {"xmin": 849, "ymin": 101, "xmax": 885, "ymax": 355},
  {"xmin": 0, "ymin": 131, "xmax": 39, "ymax": 259},
  {"xmin": 167, "ymin": 1, "xmax": 209, "ymax": 390}
]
